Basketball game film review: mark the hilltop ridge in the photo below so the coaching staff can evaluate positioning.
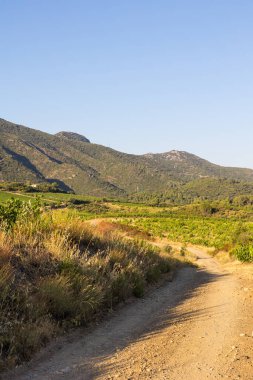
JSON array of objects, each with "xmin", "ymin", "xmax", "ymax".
[
  {"xmin": 56, "ymin": 131, "xmax": 90, "ymax": 143},
  {"xmin": 1, "ymin": 118, "xmax": 253, "ymax": 197}
]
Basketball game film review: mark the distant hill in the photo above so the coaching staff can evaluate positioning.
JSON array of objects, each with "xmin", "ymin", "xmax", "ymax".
[
  {"xmin": 1, "ymin": 117, "xmax": 253, "ymax": 198},
  {"xmin": 145, "ymin": 150, "xmax": 253, "ymax": 182}
]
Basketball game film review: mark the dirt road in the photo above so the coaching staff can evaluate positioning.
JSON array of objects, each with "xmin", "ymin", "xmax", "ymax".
[{"xmin": 4, "ymin": 247, "xmax": 253, "ymax": 380}]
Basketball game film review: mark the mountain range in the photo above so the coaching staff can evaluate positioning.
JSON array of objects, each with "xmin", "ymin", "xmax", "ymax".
[{"xmin": 1, "ymin": 117, "xmax": 253, "ymax": 199}]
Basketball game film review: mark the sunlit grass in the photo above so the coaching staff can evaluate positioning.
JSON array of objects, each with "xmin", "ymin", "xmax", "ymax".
[{"xmin": 0, "ymin": 205, "xmax": 175, "ymax": 371}]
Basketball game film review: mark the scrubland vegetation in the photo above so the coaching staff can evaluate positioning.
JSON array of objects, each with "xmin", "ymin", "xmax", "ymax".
[
  {"xmin": 0, "ymin": 198, "xmax": 174, "ymax": 370},
  {"xmin": 1, "ymin": 187, "xmax": 253, "ymax": 371}
]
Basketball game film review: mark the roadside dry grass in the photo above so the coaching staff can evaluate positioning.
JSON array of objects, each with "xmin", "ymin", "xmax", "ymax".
[{"xmin": 0, "ymin": 211, "xmax": 177, "ymax": 371}]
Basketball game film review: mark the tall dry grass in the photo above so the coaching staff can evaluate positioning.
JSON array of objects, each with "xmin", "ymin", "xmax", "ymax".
[{"xmin": 0, "ymin": 208, "xmax": 174, "ymax": 370}]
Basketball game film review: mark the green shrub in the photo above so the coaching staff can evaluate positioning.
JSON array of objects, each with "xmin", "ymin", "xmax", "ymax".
[
  {"xmin": 232, "ymin": 245, "xmax": 253, "ymax": 262},
  {"xmin": 146, "ymin": 265, "xmax": 161, "ymax": 283},
  {"xmin": 0, "ymin": 199, "xmax": 22, "ymax": 231},
  {"xmin": 70, "ymin": 274, "xmax": 102, "ymax": 325},
  {"xmin": 38, "ymin": 275, "xmax": 75, "ymax": 319},
  {"xmin": 131, "ymin": 271, "xmax": 145, "ymax": 297},
  {"xmin": 164, "ymin": 244, "xmax": 172, "ymax": 253},
  {"xmin": 110, "ymin": 270, "xmax": 132, "ymax": 303},
  {"xmin": 0, "ymin": 198, "xmax": 41, "ymax": 232}
]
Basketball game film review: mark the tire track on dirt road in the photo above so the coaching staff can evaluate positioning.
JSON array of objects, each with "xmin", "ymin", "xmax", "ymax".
[{"xmin": 3, "ymin": 247, "xmax": 253, "ymax": 380}]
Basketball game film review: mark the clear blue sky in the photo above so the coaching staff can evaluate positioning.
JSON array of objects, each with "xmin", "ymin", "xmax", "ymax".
[{"xmin": 1, "ymin": 1, "xmax": 253, "ymax": 168}]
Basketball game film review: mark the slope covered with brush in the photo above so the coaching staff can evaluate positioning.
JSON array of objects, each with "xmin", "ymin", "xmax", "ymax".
[
  {"xmin": 1, "ymin": 118, "xmax": 253, "ymax": 198},
  {"xmin": 0, "ymin": 119, "xmax": 176, "ymax": 196}
]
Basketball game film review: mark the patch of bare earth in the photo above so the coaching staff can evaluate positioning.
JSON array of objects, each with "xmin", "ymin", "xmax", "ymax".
[{"xmin": 2, "ymin": 247, "xmax": 253, "ymax": 380}]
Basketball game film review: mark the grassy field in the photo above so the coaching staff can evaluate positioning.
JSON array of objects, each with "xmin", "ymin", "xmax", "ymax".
[
  {"xmin": 0, "ymin": 191, "xmax": 36, "ymax": 203},
  {"xmin": 1, "ymin": 191, "xmax": 253, "ymax": 370},
  {"xmin": 0, "ymin": 191, "xmax": 100, "ymax": 204}
]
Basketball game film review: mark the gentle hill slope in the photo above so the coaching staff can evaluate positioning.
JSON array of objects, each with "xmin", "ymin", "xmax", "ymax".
[
  {"xmin": 1, "ymin": 117, "xmax": 253, "ymax": 197},
  {"xmin": 0, "ymin": 118, "xmax": 172, "ymax": 195},
  {"xmin": 145, "ymin": 150, "xmax": 253, "ymax": 182}
]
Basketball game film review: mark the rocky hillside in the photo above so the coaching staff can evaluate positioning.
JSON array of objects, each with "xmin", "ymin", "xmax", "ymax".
[
  {"xmin": 1, "ymin": 118, "xmax": 253, "ymax": 197},
  {"xmin": 145, "ymin": 150, "xmax": 253, "ymax": 182},
  {"xmin": 56, "ymin": 131, "xmax": 91, "ymax": 143}
]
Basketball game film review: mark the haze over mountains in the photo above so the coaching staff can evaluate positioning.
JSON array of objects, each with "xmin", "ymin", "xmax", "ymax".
[{"xmin": 1, "ymin": 118, "xmax": 253, "ymax": 198}]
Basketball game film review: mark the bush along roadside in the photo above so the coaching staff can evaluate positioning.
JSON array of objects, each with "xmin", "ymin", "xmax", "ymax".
[
  {"xmin": 0, "ymin": 200, "xmax": 175, "ymax": 371},
  {"xmin": 231, "ymin": 244, "xmax": 253, "ymax": 262}
]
